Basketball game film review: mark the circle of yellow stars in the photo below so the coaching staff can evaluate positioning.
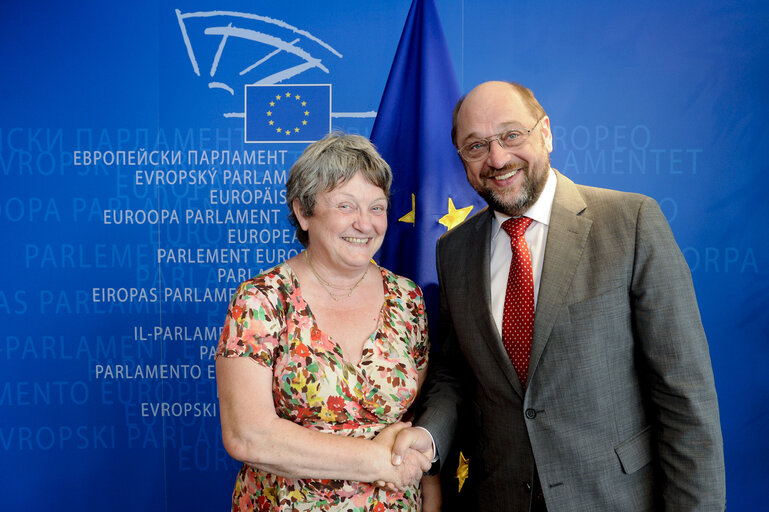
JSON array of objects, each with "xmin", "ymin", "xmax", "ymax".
[{"xmin": 265, "ymin": 91, "xmax": 309, "ymax": 137}]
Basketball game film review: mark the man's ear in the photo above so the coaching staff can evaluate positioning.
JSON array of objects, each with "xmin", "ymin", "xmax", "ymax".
[{"xmin": 541, "ymin": 116, "xmax": 553, "ymax": 154}]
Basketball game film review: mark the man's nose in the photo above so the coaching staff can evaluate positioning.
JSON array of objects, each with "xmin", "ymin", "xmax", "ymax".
[{"xmin": 486, "ymin": 139, "xmax": 512, "ymax": 169}]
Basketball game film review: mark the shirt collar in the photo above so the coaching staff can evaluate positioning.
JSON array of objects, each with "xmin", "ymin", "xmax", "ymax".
[{"xmin": 492, "ymin": 167, "xmax": 557, "ymax": 239}]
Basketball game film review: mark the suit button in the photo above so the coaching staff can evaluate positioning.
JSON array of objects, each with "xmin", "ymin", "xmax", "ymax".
[
  {"xmin": 525, "ymin": 482, "xmax": 532, "ymax": 492},
  {"xmin": 525, "ymin": 408, "xmax": 537, "ymax": 419}
]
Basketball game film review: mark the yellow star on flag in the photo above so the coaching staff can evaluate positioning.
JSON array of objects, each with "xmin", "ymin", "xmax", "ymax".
[
  {"xmin": 439, "ymin": 197, "xmax": 473, "ymax": 230},
  {"xmin": 398, "ymin": 193, "xmax": 416, "ymax": 225},
  {"xmin": 456, "ymin": 452, "xmax": 469, "ymax": 492}
]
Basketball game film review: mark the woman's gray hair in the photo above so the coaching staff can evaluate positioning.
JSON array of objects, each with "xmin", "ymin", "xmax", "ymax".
[{"xmin": 286, "ymin": 132, "xmax": 392, "ymax": 246}]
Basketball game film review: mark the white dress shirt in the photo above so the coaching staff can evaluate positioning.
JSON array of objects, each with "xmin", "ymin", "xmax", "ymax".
[
  {"xmin": 489, "ymin": 168, "xmax": 557, "ymax": 337},
  {"xmin": 420, "ymin": 168, "xmax": 557, "ymax": 464}
]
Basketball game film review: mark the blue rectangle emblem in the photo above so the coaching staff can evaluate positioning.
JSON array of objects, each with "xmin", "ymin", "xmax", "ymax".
[{"xmin": 245, "ymin": 84, "xmax": 331, "ymax": 143}]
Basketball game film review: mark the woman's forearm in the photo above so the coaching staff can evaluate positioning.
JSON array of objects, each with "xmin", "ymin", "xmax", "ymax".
[{"xmin": 217, "ymin": 357, "xmax": 428, "ymax": 486}]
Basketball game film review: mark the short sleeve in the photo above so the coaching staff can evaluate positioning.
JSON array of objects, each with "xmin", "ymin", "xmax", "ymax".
[{"xmin": 216, "ymin": 281, "xmax": 285, "ymax": 368}]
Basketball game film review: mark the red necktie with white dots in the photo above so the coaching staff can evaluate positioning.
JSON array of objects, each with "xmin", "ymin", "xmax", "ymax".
[{"xmin": 501, "ymin": 216, "xmax": 535, "ymax": 387}]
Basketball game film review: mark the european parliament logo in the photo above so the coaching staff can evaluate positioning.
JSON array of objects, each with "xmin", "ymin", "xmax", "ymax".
[
  {"xmin": 175, "ymin": 10, "xmax": 342, "ymax": 120},
  {"xmin": 245, "ymin": 84, "xmax": 332, "ymax": 143}
]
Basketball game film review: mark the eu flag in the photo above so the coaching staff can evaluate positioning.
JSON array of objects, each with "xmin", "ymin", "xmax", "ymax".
[
  {"xmin": 245, "ymin": 84, "xmax": 331, "ymax": 143},
  {"xmin": 371, "ymin": 0, "xmax": 485, "ymax": 321}
]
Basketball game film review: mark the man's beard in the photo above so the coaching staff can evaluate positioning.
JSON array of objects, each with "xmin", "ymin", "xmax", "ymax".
[{"xmin": 474, "ymin": 157, "xmax": 550, "ymax": 217}]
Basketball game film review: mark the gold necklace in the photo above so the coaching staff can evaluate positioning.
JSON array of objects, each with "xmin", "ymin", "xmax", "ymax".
[{"xmin": 304, "ymin": 250, "xmax": 369, "ymax": 301}]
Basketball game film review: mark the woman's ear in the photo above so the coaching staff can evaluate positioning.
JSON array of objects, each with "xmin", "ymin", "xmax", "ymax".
[{"xmin": 293, "ymin": 198, "xmax": 310, "ymax": 231}]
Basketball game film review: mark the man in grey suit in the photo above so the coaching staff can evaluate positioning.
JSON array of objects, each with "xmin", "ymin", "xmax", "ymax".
[{"xmin": 392, "ymin": 81, "xmax": 725, "ymax": 511}]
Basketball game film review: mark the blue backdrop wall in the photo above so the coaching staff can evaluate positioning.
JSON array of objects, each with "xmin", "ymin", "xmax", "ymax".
[{"xmin": 1, "ymin": 1, "xmax": 767, "ymax": 510}]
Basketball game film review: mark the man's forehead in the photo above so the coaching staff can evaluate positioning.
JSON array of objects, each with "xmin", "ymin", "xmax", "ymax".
[
  {"xmin": 457, "ymin": 89, "xmax": 530, "ymax": 139},
  {"xmin": 465, "ymin": 84, "xmax": 527, "ymax": 115}
]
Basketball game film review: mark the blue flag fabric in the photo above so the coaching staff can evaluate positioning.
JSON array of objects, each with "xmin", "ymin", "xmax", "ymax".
[
  {"xmin": 245, "ymin": 84, "xmax": 331, "ymax": 143},
  {"xmin": 371, "ymin": 0, "xmax": 485, "ymax": 322}
]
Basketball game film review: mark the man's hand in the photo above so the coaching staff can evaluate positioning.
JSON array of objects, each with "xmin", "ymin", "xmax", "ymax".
[
  {"xmin": 372, "ymin": 423, "xmax": 432, "ymax": 490},
  {"xmin": 391, "ymin": 426, "xmax": 434, "ymax": 465},
  {"xmin": 373, "ymin": 425, "xmax": 435, "ymax": 490},
  {"xmin": 372, "ymin": 421, "xmax": 411, "ymax": 452}
]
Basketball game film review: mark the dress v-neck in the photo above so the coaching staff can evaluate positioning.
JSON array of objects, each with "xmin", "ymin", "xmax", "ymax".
[{"xmin": 284, "ymin": 263, "xmax": 388, "ymax": 367}]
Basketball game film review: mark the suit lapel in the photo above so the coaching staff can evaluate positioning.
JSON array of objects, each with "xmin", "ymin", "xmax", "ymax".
[
  {"xmin": 529, "ymin": 171, "xmax": 591, "ymax": 378},
  {"xmin": 466, "ymin": 209, "xmax": 526, "ymax": 397}
]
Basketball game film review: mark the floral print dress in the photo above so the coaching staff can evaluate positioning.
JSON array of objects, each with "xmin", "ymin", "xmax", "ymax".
[{"xmin": 217, "ymin": 263, "xmax": 429, "ymax": 511}]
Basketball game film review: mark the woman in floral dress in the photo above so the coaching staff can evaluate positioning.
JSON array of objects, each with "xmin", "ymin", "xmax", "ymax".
[{"xmin": 216, "ymin": 133, "xmax": 435, "ymax": 511}]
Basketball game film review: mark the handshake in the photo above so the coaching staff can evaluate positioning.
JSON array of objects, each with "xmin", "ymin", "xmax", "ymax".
[{"xmin": 372, "ymin": 422, "xmax": 435, "ymax": 490}]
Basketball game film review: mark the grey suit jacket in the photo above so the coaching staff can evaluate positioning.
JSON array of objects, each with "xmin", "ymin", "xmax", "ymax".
[{"xmin": 417, "ymin": 171, "xmax": 725, "ymax": 511}]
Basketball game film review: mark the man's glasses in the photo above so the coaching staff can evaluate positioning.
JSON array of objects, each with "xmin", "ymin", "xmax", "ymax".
[{"xmin": 457, "ymin": 117, "xmax": 543, "ymax": 162}]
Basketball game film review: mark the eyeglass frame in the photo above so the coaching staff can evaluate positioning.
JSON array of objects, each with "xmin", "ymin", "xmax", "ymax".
[{"xmin": 456, "ymin": 117, "xmax": 545, "ymax": 162}]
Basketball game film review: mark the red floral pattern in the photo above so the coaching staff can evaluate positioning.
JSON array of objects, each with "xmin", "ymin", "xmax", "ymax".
[{"xmin": 217, "ymin": 264, "xmax": 428, "ymax": 511}]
